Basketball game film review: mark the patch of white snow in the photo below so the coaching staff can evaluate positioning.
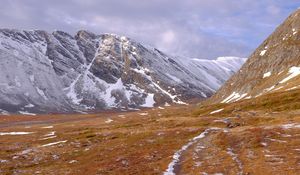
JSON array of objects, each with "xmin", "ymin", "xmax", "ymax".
[
  {"xmin": 210, "ymin": 109, "xmax": 224, "ymax": 114},
  {"xmin": 263, "ymin": 72, "xmax": 271, "ymax": 78},
  {"xmin": 105, "ymin": 118, "xmax": 113, "ymax": 123},
  {"xmin": 280, "ymin": 67, "xmax": 300, "ymax": 83},
  {"xmin": 40, "ymin": 140, "xmax": 67, "ymax": 147},
  {"xmin": 140, "ymin": 93, "xmax": 155, "ymax": 107},
  {"xmin": 221, "ymin": 92, "xmax": 247, "ymax": 103},
  {"xmin": 41, "ymin": 126, "xmax": 53, "ymax": 129},
  {"xmin": 0, "ymin": 132, "xmax": 34, "ymax": 136},
  {"xmin": 19, "ymin": 111, "xmax": 36, "ymax": 116},
  {"xmin": 260, "ymin": 50, "xmax": 267, "ymax": 56}
]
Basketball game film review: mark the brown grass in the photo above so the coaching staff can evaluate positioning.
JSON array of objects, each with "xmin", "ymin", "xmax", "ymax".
[{"xmin": 0, "ymin": 91, "xmax": 299, "ymax": 174}]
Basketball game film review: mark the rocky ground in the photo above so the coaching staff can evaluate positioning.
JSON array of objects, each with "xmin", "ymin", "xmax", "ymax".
[{"xmin": 0, "ymin": 89, "xmax": 299, "ymax": 175}]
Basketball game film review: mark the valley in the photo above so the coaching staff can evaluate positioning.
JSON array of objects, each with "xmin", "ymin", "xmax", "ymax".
[
  {"xmin": 0, "ymin": 89, "xmax": 299, "ymax": 174},
  {"xmin": 1, "ymin": 5, "xmax": 300, "ymax": 175}
]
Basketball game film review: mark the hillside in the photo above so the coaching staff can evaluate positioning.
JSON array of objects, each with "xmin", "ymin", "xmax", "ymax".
[{"xmin": 209, "ymin": 9, "xmax": 300, "ymax": 104}]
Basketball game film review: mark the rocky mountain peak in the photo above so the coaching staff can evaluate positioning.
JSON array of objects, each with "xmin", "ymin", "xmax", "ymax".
[{"xmin": 0, "ymin": 29, "xmax": 245, "ymax": 114}]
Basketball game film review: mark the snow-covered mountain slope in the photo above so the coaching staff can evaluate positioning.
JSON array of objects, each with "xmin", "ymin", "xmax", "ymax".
[
  {"xmin": 210, "ymin": 9, "xmax": 300, "ymax": 104},
  {"xmin": 0, "ymin": 29, "xmax": 246, "ymax": 114}
]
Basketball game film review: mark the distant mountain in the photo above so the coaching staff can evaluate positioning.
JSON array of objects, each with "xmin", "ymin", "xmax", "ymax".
[
  {"xmin": 0, "ymin": 29, "xmax": 246, "ymax": 114},
  {"xmin": 210, "ymin": 9, "xmax": 300, "ymax": 104}
]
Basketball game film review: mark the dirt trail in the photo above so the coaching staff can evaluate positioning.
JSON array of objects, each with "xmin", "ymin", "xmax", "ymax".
[
  {"xmin": 164, "ymin": 123, "xmax": 300, "ymax": 175},
  {"xmin": 163, "ymin": 128, "xmax": 223, "ymax": 175}
]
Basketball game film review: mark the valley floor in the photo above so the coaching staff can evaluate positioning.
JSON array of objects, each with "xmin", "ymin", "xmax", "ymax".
[{"xmin": 0, "ymin": 90, "xmax": 300, "ymax": 175}]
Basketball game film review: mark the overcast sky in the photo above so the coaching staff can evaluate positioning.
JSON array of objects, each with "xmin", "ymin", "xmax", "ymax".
[{"xmin": 0, "ymin": 0, "xmax": 299, "ymax": 59}]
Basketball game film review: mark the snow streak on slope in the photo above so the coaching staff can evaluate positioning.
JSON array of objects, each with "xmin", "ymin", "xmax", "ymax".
[{"xmin": 279, "ymin": 67, "xmax": 300, "ymax": 83}]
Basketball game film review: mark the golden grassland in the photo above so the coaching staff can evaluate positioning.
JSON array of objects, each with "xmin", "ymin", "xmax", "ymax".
[{"xmin": 0, "ymin": 89, "xmax": 299, "ymax": 174}]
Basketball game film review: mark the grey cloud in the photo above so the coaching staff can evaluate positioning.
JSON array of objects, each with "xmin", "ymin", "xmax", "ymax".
[{"xmin": 0, "ymin": 0, "xmax": 299, "ymax": 59}]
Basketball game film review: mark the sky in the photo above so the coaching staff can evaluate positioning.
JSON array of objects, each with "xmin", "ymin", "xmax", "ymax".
[{"xmin": 0, "ymin": 0, "xmax": 299, "ymax": 59}]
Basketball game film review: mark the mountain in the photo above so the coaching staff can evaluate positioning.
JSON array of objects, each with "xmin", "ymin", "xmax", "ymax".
[
  {"xmin": 0, "ymin": 29, "xmax": 246, "ymax": 114},
  {"xmin": 210, "ymin": 9, "xmax": 300, "ymax": 104}
]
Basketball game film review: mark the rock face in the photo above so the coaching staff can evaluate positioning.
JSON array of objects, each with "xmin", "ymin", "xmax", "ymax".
[
  {"xmin": 211, "ymin": 9, "xmax": 300, "ymax": 104},
  {"xmin": 0, "ymin": 29, "xmax": 246, "ymax": 114}
]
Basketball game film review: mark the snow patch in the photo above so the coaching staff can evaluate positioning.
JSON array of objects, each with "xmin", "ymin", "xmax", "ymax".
[
  {"xmin": 261, "ymin": 142, "xmax": 268, "ymax": 147},
  {"xmin": 260, "ymin": 50, "xmax": 267, "ymax": 56},
  {"xmin": 40, "ymin": 140, "xmax": 67, "ymax": 147},
  {"xmin": 266, "ymin": 138, "xmax": 287, "ymax": 143},
  {"xmin": 274, "ymin": 86, "xmax": 284, "ymax": 91},
  {"xmin": 0, "ymin": 159, "xmax": 8, "ymax": 163},
  {"xmin": 286, "ymin": 85, "xmax": 300, "ymax": 91},
  {"xmin": 158, "ymin": 106, "xmax": 165, "ymax": 110},
  {"xmin": 40, "ymin": 136, "xmax": 57, "ymax": 140},
  {"xmin": 35, "ymin": 87, "xmax": 48, "ymax": 100},
  {"xmin": 69, "ymin": 160, "xmax": 78, "ymax": 164},
  {"xmin": 65, "ymin": 76, "xmax": 83, "ymax": 105},
  {"xmin": 263, "ymin": 72, "xmax": 271, "ymax": 78},
  {"xmin": 19, "ymin": 111, "xmax": 36, "ymax": 116},
  {"xmin": 0, "ymin": 109, "xmax": 9, "ymax": 115},
  {"xmin": 221, "ymin": 92, "xmax": 247, "ymax": 103},
  {"xmin": 293, "ymin": 28, "xmax": 297, "ymax": 35},
  {"xmin": 200, "ymin": 92, "xmax": 207, "ymax": 98},
  {"xmin": 118, "ymin": 115, "xmax": 126, "ymax": 118},
  {"xmin": 165, "ymin": 103, "xmax": 171, "ymax": 107},
  {"xmin": 140, "ymin": 93, "xmax": 155, "ymax": 107},
  {"xmin": 105, "ymin": 118, "xmax": 113, "ymax": 123},
  {"xmin": 264, "ymin": 85, "xmax": 275, "ymax": 92},
  {"xmin": 0, "ymin": 132, "xmax": 34, "ymax": 136},
  {"xmin": 210, "ymin": 109, "xmax": 224, "ymax": 114},
  {"xmin": 213, "ymin": 119, "xmax": 230, "ymax": 124},
  {"xmin": 18, "ymin": 148, "xmax": 33, "ymax": 155},
  {"xmin": 280, "ymin": 67, "xmax": 300, "ymax": 83},
  {"xmin": 44, "ymin": 131, "xmax": 56, "ymax": 137},
  {"xmin": 41, "ymin": 126, "xmax": 53, "ymax": 129},
  {"xmin": 244, "ymin": 96, "xmax": 252, "ymax": 99},
  {"xmin": 281, "ymin": 123, "xmax": 300, "ymax": 129},
  {"xmin": 138, "ymin": 112, "xmax": 148, "ymax": 116}
]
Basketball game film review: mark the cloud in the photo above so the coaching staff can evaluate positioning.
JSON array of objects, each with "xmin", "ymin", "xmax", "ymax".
[
  {"xmin": 158, "ymin": 30, "xmax": 176, "ymax": 51},
  {"xmin": 0, "ymin": 0, "xmax": 299, "ymax": 59}
]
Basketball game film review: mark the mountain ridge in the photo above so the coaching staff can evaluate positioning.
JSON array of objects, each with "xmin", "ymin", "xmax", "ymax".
[
  {"xmin": 209, "ymin": 9, "xmax": 300, "ymax": 104},
  {"xmin": 0, "ymin": 29, "xmax": 246, "ymax": 114}
]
